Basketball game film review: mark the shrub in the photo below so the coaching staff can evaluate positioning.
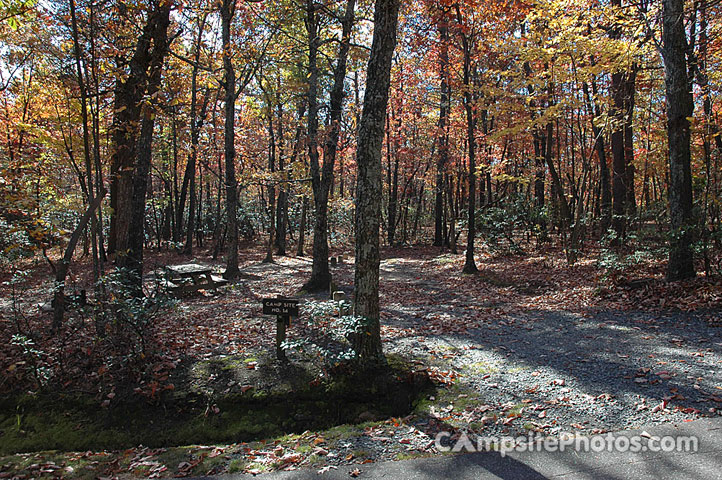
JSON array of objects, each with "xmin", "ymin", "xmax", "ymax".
[
  {"xmin": 281, "ymin": 300, "xmax": 370, "ymax": 372},
  {"xmin": 476, "ymin": 195, "xmax": 546, "ymax": 254},
  {"xmin": 97, "ymin": 268, "xmax": 177, "ymax": 365}
]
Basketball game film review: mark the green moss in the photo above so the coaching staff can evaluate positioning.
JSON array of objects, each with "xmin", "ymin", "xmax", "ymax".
[
  {"xmin": 155, "ymin": 446, "xmax": 195, "ymax": 467},
  {"xmin": 227, "ymin": 458, "xmax": 247, "ymax": 473},
  {"xmin": 435, "ymin": 255, "xmax": 458, "ymax": 265},
  {"xmin": 469, "ymin": 422, "xmax": 485, "ymax": 431},
  {"xmin": 0, "ymin": 353, "xmax": 434, "ymax": 456},
  {"xmin": 435, "ymin": 345, "xmax": 458, "ymax": 353},
  {"xmin": 245, "ymin": 461, "xmax": 270, "ymax": 473},
  {"xmin": 295, "ymin": 444, "xmax": 312, "ymax": 454},
  {"xmin": 413, "ymin": 395, "xmax": 436, "ymax": 414},
  {"xmin": 325, "ymin": 420, "xmax": 381, "ymax": 442},
  {"xmin": 507, "ymin": 403, "xmax": 526, "ymax": 417},
  {"xmin": 395, "ymin": 452, "xmax": 429, "ymax": 461},
  {"xmin": 352, "ymin": 448, "xmax": 370, "ymax": 459},
  {"xmin": 325, "ymin": 423, "xmax": 358, "ymax": 441},
  {"xmin": 465, "ymin": 361, "xmax": 499, "ymax": 374}
]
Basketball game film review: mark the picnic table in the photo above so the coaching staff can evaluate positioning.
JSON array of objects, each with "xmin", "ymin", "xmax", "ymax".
[{"xmin": 160, "ymin": 263, "xmax": 228, "ymax": 295}]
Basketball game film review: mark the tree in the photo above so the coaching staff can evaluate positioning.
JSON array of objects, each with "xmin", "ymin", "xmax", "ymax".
[
  {"xmin": 176, "ymin": 7, "xmax": 211, "ymax": 256},
  {"xmin": 303, "ymin": 0, "xmax": 356, "ymax": 292},
  {"xmin": 51, "ymin": 191, "xmax": 105, "ymax": 331},
  {"xmin": 219, "ymin": 0, "xmax": 274, "ymax": 279},
  {"xmin": 68, "ymin": 0, "xmax": 99, "ymax": 281},
  {"xmin": 662, "ymin": 0, "xmax": 695, "ymax": 280},
  {"xmin": 433, "ymin": 6, "xmax": 451, "ymax": 248},
  {"xmin": 109, "ymin": 0, "xmax": 172, "ymax": 294},
  {"xmin": 455, "ymin": 3, "xmax": 478, "ymax": 274},
  {"xmin": 353, "ymin": 0, "xmax": 400, "ymax": 361},
  {"xmin": 220, "ymin": 0, "xmax": 240, "ymax": 279}
]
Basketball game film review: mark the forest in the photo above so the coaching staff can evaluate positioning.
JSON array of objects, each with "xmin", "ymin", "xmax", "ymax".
[{"xmin": 0, "ymin": 0, "xmax": 721, "ymax": 478}]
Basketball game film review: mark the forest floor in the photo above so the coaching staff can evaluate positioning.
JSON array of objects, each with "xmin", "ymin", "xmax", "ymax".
[{"xmin": 1, "ymin": 241, "xmax": 721, "ymax": 478}]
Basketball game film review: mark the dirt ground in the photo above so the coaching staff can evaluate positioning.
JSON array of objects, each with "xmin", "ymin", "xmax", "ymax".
[{"xmin": 1, "ymin": 243, "xmax": 720, "ymax": 477}]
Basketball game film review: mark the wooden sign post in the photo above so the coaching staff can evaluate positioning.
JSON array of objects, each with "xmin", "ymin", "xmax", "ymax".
[{"xmin": 262, "ymin": 298, "xmax": 299, "ymax": 361}]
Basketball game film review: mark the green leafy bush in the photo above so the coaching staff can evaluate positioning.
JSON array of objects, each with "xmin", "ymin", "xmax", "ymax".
[
  {"xmin": 282, "ymin": 300, "xmax": 370, "ymax": 370},
  {"xmin": 476, "ymin": 195, "xmax": 547, "ymax": 254},
  {"xmin": 597, "ymin": 231, "xmax": 668, "ymax": 284},
  {"xmin": 98, "ymin": 268, "xmax": 177, "ymax": 363}
]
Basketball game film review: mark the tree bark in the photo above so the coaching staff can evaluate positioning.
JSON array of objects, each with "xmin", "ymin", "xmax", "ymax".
[
  {"xmin": 122, "ymin": 1, "xmax": 171, "ymax": 294},
  {"xmin": 180, "ymin": 14, "xmax": 209, "ymax": 256},
  {"xmin": 353, "ymin": 0, "xmax": 399, "ymax": 362},
  {"xmin": 663, "ymin": 0, "xmax": 695, "ymax": 280},
  {"xmin": 68, "ymin": 0, "xmax": 99, "ymax": 281},
  {"xmin": 303, "ymin": 0, "xmax": 356, "ymax": 292},
  {"xmin": 52, "ymin": 191, "xmax": 105, "ymax": 332},
  {"xmin": 274, "ymin": 82, "xmax": 288, "ymax": 255},
  {"xmin": 624, "ymin": 65, "xmax": 638, "ymax": 217},
  {"xmin": 584, "ymin": 73, "xmax": 612, "ymax": 235},
  {"xmin": 456, "ymin": 5, "xmax": 477, "ymax": 274},
  {"xmin": 221, "ymin": 0, "xmax": 240, "ymax": 279},
  {"xmin": 434, "ymin": 11, "xmax": 450, "ymax": 247},
  {"xmin": 108, "ymin": 4, "xmax": 163, "ymax": 257},
  {"xmin": 263, "ymin": 100, "xmax": 276, "ymax": 264},
  {"xmin": 610, "ymin": 0, "xmax": 626, "ymax": 240},
  {"xmin": 297, "ymin": 195, "xmax": 308, "ymax": 256},
  {"xmin": 110, "ymin": 0, "xmax": 171, "ymax": 295},
  {"xmin": 303, "ymin": 0, "xmax": 324, "ymax": 289},
  {"xmin": 388, "ymin": 105, "xmax": 400, "ymax": 246},
  {"xmin": 523, "ymin": 60, "xmax": 545, "ymax": 211}
]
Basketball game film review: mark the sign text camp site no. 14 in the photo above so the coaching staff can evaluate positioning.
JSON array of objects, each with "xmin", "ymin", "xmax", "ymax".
[{"xmin": 262, "ymin": 298, "xmax": 299, "ymax": 317}]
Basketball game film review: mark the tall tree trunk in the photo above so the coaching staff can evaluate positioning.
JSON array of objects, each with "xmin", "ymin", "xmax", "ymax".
[
  {"xmin": 610, "ymin": 0, "xmax": 626, "ymax": 240},
  {"xmin": 446, "ymin": 175, "xmax": 457, "ymax": 254},
  {"xmin": 52, "ymin": 192, "xmax": 105, "ymax": 332},
  {"xmin": 163, "ymin": 174, "xmax": 172, "ymax": 241},
  {"xmin": 544, "ymin": 117, "xmax": 572, "ymax": 225},
  {"xmin": 176, "ymin": 15, "xmax": 209, "ymax": 256},
  {"xmin": 698, "ymin": 0, "xmax": 713, "ymax": 275},
  {"xmin": 434, "ymin": 11, "xmax": 450, "ymax": 247},
  {"xmin": 412, "ymin": 178, "xmax": 424, "ymax": 240},
  {"xmin": 663, "ymin": 0, "xmax": 695, "ymax": 280},
  {"xmin": 110, "ymin": 0, "xmax": 171, "ymax": 294},
  {"xmin": 283, "ymin": 97, "xmax": 307, "ymax": 255},
  {"xmin": 353, "ymin": 0, "xmax": 399, "ymax": 362},
  {"xmin": 69, "ymin": 0, "xmax": 99, "ymax": 281},
  {"xmin": 611, "ymin": 70, "xmax": 626, "ymax": 240},
  {"xmin": 108, "ymin": 11, "xmax": 159, "ymax": 257},
  {"xmin": 88, "ymin": 0, "xmax": 106, "ymax": 264},
  {"xmin": 533, "ymin": 133, "xmax": 545, "ymax": 207},
  {"xmin": 122, "ymin": 2, "xmax": 171, "ymax": 295},
  {"xmin": 303, "ymin": 0, "xmax": 323, "ymax": 288},
  {"xmin": 624, "ymin": 64, "xmax": 638, "ymax": 217},
  {"xmin": 275, "ymin": 82, "xmax": 288, "ymax": 255},
  {"xmin": 584, "ymin": 73, "xmax": 612, "ymax": 235},
  {"xmin": 388, "ymin": 108, "xmax": 400, "ymax": 245},
  {"xmin": 297, "ymin": 195, "xmax": 307, "ymax": 256},
  {"xmin": 524, "ymin": 60, "xmax": 545, "ymax": 211},
  {"xmin": 456, "ymin": 6, "xmax": 477, "ymax": 274},
  {"xmin": 221, "ymin": 0, "xmax": 240, "ymax": 279},
  {"xmin": 303, "ymin": 0, "xmax": 356, "ymax": 292},
  {"xmin": 264, "ymin": 104, "xmax": 276, "ymax": 264}
]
